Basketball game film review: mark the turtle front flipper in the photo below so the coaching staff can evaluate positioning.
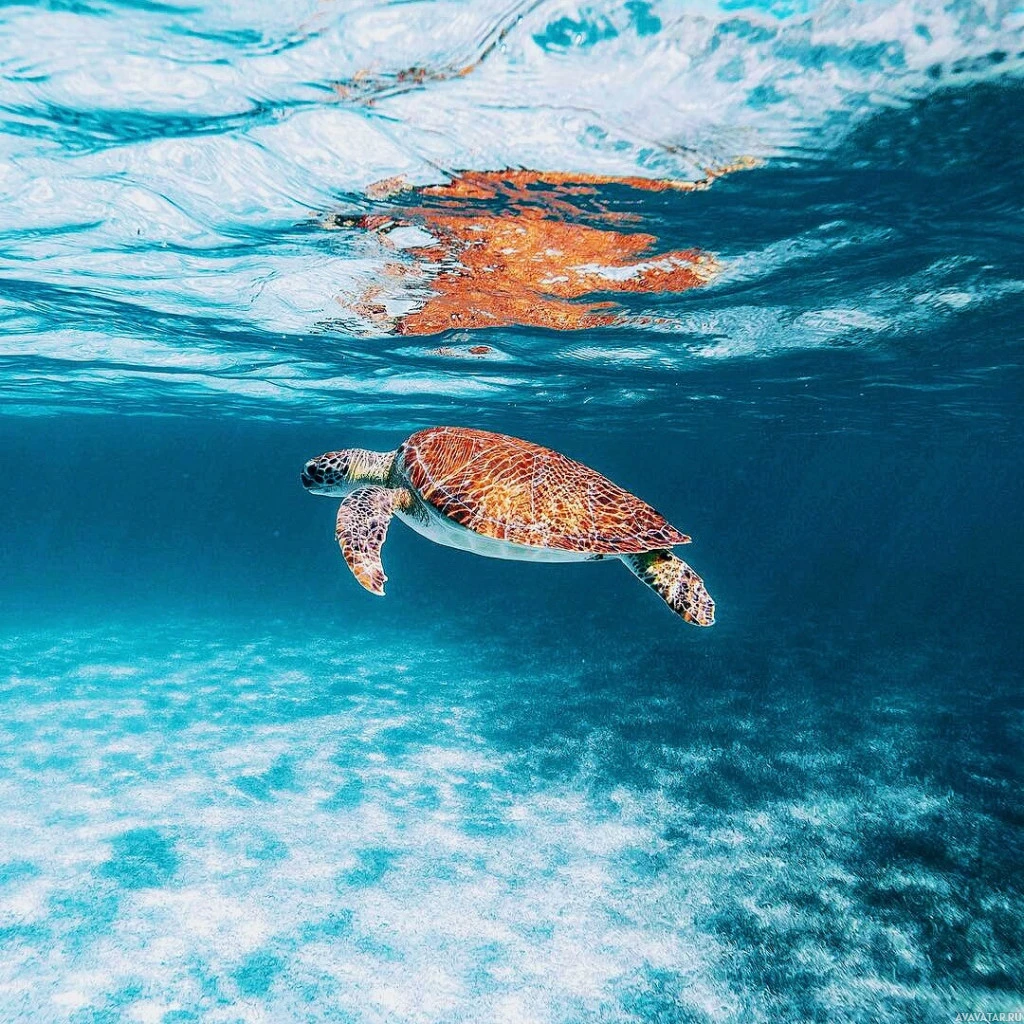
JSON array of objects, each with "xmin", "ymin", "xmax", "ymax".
[
  {"xmin": 622, "ymin": 550, "xmax": 715, "ymax": 626},
  {"xmin": 335, "ymin": 486, "xmax": 410, "ymax": 595}
]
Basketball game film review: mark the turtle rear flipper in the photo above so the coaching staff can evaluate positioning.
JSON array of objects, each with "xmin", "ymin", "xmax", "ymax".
[
  {"xmin": 622, "ymin": 550, "xmax": 715, "ymax": 626},
  {"xmin": 335, "ymin": 486, "xmax": 410, "ymax": 595}
]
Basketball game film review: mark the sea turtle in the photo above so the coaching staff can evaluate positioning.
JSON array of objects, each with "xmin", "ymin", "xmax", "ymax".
[{"xmin": 300, "ymin": 426, "xmax": 715, "ymax": 625}]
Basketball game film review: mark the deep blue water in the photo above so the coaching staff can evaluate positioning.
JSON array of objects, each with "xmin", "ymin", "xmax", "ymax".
[{"xmin": 1, "ymin": 1, "xmax": 1023, "ymax": 1021}]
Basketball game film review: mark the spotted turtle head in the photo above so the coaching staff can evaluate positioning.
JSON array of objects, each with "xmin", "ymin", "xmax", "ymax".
[{"xmin": 301, "ymin": 449, "xmax": 391, "ymax": 496}]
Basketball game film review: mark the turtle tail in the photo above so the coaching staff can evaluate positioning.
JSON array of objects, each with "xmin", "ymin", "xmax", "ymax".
[{"xmin": 622, "ymin": 550, "xmax": 715, "ymax": 626}]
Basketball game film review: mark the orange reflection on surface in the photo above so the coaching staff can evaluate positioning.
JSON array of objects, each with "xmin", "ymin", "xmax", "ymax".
[{"xmin": 339, "ymin": 164, "xmax": 752, "ymax": 335}]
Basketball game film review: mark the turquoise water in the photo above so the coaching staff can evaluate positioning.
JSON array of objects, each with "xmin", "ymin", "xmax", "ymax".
[{"xmin": 1, "ymin": 1, "xmax": 1023, "ymax": 1021}]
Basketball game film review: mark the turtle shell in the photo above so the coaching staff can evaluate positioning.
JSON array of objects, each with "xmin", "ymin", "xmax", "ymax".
[{"xmin": 399, "ymin": 427, "xmax": 690, "ymax": 553}]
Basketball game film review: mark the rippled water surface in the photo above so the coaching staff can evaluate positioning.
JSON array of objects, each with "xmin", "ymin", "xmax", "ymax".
[{"xmin": 1, "ymin": 0, "xmax": 1022, "ymax": 1021}]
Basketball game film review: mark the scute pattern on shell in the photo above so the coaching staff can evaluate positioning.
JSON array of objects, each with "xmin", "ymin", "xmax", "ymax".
[{"xmin": 400, "ymin": 427, "xmax": 690, "ymax": 553}]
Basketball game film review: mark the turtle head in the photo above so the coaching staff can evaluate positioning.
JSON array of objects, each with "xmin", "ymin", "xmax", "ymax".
[{"xmin": 301, "ymin": 448, "xmax": 393, "ymax": 495}]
